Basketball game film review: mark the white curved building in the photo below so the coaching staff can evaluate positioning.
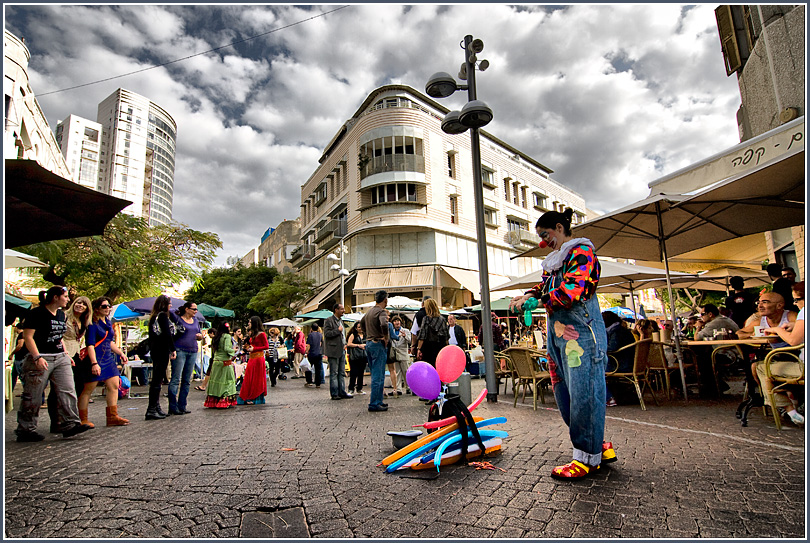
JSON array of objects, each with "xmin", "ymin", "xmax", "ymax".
[{"xmin": 293, "ymin": 85, "xmax": 587, "ymax": 310}]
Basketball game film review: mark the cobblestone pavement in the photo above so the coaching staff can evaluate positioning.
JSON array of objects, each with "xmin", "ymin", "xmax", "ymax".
[{"xmin": 4, "ymin": 375, "xmax": 806, "ymax": 539}]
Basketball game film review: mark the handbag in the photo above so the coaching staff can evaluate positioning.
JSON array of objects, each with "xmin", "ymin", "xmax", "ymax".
[
  {"xmin": 78, "ymin": 331, "xmax": 108, "ymax": 361},
  {"xmin": 276, "ymin": 345, "xmax": 288, "ymax": 359}
]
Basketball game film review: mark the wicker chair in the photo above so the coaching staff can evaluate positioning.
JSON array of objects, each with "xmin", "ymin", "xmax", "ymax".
[
  {"xmin": 493, "ymin": 350, "xmax": 515, "ymax": 395},
  {"xmin": 762, "ymin": 343, "xmax": 805, "ymax": 430},
  {"xmin": 605, "ymin": 338, "xmax": 658, "ymax": 410},
  {"xmin": 508, "ymin": 347, "xmax": 551, "ymax": 410}
]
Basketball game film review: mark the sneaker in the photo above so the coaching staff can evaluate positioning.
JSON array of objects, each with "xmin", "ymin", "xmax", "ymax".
[
  {"xmin": 16, "ymin": 431, "xmax": 45, "ymax": 442},
  {"xmin": 788, "ymin": 410, "xmax": 805, "ymax": 426},
  {"xmin": 601, "ymin": 442, "xmax": 617, "ymax": 463},
  {"xmin": 304, "ymin": 383, "xmax": 315, "ymax": 388},
  {"xmin": 550, "ymin": 460, "xmax": 600, "ymax": 480},
  {"xmin": 606, "ymin": 398, "xmax": 617, "ymax": 407},
  {"xmin": 357, "ymin": 390, "xmax": 367, "ymax": 395}
]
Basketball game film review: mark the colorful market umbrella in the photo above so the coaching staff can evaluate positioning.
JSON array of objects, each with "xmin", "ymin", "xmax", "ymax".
[{"xmin": 196, "ymin": 303, "xmax": 235, "ymax": 318}]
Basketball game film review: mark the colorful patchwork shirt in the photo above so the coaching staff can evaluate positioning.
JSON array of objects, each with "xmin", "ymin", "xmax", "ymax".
[{"xmin": 526, "ymin": 244, "xmax": 601, "ymax": 313}]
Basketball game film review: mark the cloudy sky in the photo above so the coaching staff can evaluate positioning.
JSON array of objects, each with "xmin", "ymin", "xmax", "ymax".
[{"xmin": 5, "ymin": 4, "xmax": 742, "ymax": 266}]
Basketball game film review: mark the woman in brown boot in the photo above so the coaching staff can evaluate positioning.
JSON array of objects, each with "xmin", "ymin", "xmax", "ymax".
[{"xmin": 78, "ymin": 297, "xmax": 130, "ymax": 426}]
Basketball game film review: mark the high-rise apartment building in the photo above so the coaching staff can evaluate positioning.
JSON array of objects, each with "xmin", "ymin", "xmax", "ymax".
[
  {"xmin": 97, "ymin": 88, "xmax": 177, "ymax": 226},
  {"xmin": 55, "ymin": 114, "xmax": 103, "ymax": 190}
]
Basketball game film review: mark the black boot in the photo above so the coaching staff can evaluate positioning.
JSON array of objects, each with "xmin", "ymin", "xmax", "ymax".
[
  {"xmin": 145, "ymin": 406, "xmax": 166, "ymax": 420},
  {"xmin": 155, "ymin": 404, "xmax": 167, "ymax": 417}
]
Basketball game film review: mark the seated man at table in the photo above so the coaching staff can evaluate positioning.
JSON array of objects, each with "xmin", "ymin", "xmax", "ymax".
[
  {"xmin": 743, "ymin": 286, "xmax": 803, "ymax": 423},
  {"xmin": 694, "ymin": 304, "xmax": 739, "ymax": 340}
]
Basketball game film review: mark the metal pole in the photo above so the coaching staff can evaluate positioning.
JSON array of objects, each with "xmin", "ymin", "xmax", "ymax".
[
  {"xmin": 656, "ymin": 202, "xmax": 688, "ymax": 400},
  {"xmin": 464, "ymin": 34, "xmax": 498, "ymax": 402},
  {"xmin": 339, "ymin": 238, "xmax": 345, "ymax": 309}
]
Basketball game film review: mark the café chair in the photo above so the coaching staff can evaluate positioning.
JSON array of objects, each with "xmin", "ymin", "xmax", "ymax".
[
  {"xmin": 605, "ymin": 338, "xmax": 658, "ymax": 410},
  {"xmin": 507, "ymin": 347, "xmax": 550, "ymax": 410},
  {"xmin": 762, "ymin": 343, "xmax": 805, "ymax": 430},
  {"xmin": 493, "ymin": 350, "xmax": 515, "ymax": 396},
  {"xmin": 711, "ymin": 345, "xmax": 746, "ymax": 396},
  {"xmin": 646, "ymin": 341, "xmax": 672, "ymax": 400}
]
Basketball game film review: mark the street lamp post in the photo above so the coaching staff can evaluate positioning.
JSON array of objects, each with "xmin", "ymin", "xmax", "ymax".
[
  {"xmin": 327, "ymin": 239, "xmax": 349, "ymax": 308},
  {"xmin": 426, "ymin": 35, "xmax": 499, "ymax": 402}
]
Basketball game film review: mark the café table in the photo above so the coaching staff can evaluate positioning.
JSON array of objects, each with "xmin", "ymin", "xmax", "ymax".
[{"xmin": 681, "ymin": 337, "xmax": 775, "ymax": 397}]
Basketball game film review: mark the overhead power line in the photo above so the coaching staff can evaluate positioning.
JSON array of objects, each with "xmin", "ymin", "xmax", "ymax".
[{"xmin": 37, "ymin": 5, "xmax": 350, "ymax": 98}]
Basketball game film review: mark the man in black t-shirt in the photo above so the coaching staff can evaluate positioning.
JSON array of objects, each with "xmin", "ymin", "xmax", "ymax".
[{"xmin": 725, "ymin": 276, "xmax": 757, "ymax": 329}]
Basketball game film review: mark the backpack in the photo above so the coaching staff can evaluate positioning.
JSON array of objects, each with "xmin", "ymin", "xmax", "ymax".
[{"xmin": 424, "ymin": 316, "xmax": 448, "ymax": 344}]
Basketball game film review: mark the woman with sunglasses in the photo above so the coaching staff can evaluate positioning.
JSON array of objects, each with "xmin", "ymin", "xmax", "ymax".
[
  {"xmin": 510, "ymin": 208, "xmax": 614, "ymax": 480},
  {"xmin": 15, "ymin": 286, "xmax": 93, "ymax": 442},
  {"xmin": 169, "ymin": 301, "xmax": 204, "ymax": 415},
  {"xmin": 78, "ymin": 296, "xmax": 130, "ymax": 426},
  {"xmin": 46, "ymin": 295, "xmax": 93, "ymax": 431}
]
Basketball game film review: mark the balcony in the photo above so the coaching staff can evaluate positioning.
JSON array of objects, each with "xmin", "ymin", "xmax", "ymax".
[
  {"xmin": 507, "ymin": 229, "xmax": 541, "ymax": 248},
  {"xmin": 290, "ymin": 244, "xmax": 317, "ymax": 267},
  {"xmin": 316, "ymin": 219, "xmax": 347, "ymax": 251},
  {"xmin": 359, "ymin": 155, "xmax": 425, "ymax": 180}
]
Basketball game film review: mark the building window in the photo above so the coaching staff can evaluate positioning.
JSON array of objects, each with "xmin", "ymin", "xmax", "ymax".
[
  {"xmin": 449, "ymin": 196, "xmax": 458, "ymax": 224},
  {"xmin": 503, "ymin": 179, "xmax": 510, "ymax": 201},
  {"xmin": 481, "ymin": 167, "xmax": 495, "ymax": 188},
  {"xmin": 533, "ymin": 192, "xmax": 548, "ymax": 210},
  {"xmin": 370, "ymin": 183, "xmax": 417, "ymax": 204},
  {"xmin": 512, "ymin": 182, "xmax": 520, "ymax": 205},
  {"xmin": 484, "ymin": 208, "xmax": 497, "ymax": 226},
  {"xmin": 520, "ymin": 186, "xmax": 527, "ymax": 209},
  {"xmin": 447, "ymin": 151, "xmax": 456, "ymax": 178},
  {"xmin": 507, "ymin": 218, "xmax": 527, "ymax": 232}
]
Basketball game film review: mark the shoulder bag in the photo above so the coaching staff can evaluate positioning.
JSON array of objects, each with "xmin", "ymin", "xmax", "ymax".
[{"xmin": 78, "ymin": 330, "xmax": 108, "ymax": 361}]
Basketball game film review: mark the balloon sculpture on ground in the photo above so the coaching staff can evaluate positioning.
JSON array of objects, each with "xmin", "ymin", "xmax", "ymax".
[{"xmin": 381, "ymin": 346, "xmax": 508, "ymax": 473}]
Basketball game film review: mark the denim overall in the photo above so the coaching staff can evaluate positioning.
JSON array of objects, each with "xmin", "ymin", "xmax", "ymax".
[{"xmin": 544, "ymin": 262, "xmax": 608, "ymax": 467}]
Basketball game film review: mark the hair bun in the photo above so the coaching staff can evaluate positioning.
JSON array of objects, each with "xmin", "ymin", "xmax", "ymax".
[{"xmin": 563, "ymin": 208, "xmax": 574, "ymax": 221}]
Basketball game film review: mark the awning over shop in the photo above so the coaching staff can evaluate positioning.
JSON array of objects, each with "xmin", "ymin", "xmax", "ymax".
[
  {"xmin": 300, "ymin": 275, "xmax": 347, "ymax": 314},
  {"xmin": 353, "ymin": 266, "xmax": 434, "ymax": 293},
  {"xmin": 440, "ymin": 266, "xmax": 517, "ymax": 300}
]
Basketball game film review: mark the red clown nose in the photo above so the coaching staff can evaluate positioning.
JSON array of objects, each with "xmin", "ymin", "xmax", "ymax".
[{"xmin": 538, "ymin": 240, "xmax": 548, "ymax": 248}]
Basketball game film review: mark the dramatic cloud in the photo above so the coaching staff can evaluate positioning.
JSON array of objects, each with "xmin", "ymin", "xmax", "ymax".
[{"xmin": 5, "ymin": 4, "xmax": 741, "ymax": 265}]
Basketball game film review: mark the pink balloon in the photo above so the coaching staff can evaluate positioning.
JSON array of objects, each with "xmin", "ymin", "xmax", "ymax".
[
  {"xmin": 436, "ymin": 345, "xmax": 466, "ymax": 383},
  {"xmin": 406, "ymin": 362, "xmax": 441, "ymax": 400}
]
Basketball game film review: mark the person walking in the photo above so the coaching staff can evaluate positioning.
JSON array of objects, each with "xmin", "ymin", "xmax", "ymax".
[
  {"xmin": 361, "ymin": 290, "xmax": 391, "ymax": 412},
  {"xmin": 204, "ymin": 321, "xmax": 238, "ymax": 409},
  {"xmin": 305, "ymin": 323, "xmax": 325, "ymax": 388},
  {"xmin": 346, "ymin": 322, "xmax": 367, "ymax": 395},
  {"xmin": 47, "ymin": 295, "xmax": 91, "ymax": 432},
  {"xmin": 168, "ymin": 302, "xmax": 203, "ymax": 415},
  {"xmin": 292, "ymin": 326, "xmax": 307, "ymax": 379},
  {"xmin": 238, "ymin": 316, "xmax": 269, "ymax": 404},
  {"xmin": 267, "ymin": 327, "xmax": 283, "ymax": 388},
  {"xmin": 145, "ymin": 295, "xmax": 176, "ymax": 420},
  {"xmin": 415, "ymin": 298, "xmax": 449, "ymax": 367},
  {"xmin": 15, "ymin": 286, "xmax": 92, "ymax": 442},
  {"xmin": 78, "ymin": 296, "xmax": 130, "ymax": 427},
  {"xmin": 324, "ymin": 303, "xmax": 352, "ymax": 400},
  {"xmin": 510, "ymin": 207, "xmax": 614, "ymax": 480}
]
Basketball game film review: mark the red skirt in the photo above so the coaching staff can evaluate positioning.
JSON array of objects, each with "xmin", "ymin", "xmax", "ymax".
[
  {"xmin": 204, "ymin": 395, "xmax": 237, "ymax": 409},
  {"xmin": 239, "ymin": 353, "xmax": 267, "ymax": 402}
]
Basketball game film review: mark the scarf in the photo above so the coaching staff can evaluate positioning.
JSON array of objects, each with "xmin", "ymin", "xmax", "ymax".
[{"xmin": 541, "ymin": 237, "xmax": 595, "ymax": 273}]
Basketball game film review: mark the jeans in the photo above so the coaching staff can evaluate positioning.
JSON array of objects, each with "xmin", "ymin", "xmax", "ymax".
[
  {"xmin": 168, "ymin": 350, "xmax": 197, "ymax": 412},
  {"xmin": 545, "ymin": 277, "xmax": 608, "ymax": 467},
  {"xmin": 328, "ymin": 354, "xmax": 348, "ymax": 398},
  {"xmin": 366, "ymin": 340, "xmax": 387, "ymax": 408},
  {"xmin": 16, "ymin": 353, "xmax": 81, "ymax": 434}
]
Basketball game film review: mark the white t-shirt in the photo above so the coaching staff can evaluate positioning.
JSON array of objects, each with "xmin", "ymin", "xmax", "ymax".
[{"xmin": 797, "ymin": 307, "xmax": 805, "ymax": 362}]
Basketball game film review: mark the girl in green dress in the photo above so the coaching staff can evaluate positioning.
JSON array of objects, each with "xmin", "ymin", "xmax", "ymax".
[{"xmin": 204, "ymin": 322, "xmax": 237, "ymax": 409}]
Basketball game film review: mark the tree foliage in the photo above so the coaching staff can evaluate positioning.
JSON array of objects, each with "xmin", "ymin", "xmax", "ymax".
[
  {"xmin": 15, "ymin": 214, "xmax": 221, "ymax": 302},
  {"xmin": 185, "ymin": 264, "xmax": 281, "ymax": 326},
  {"xmin": 247, "ymin": 272, "xmax": 316, "ymax": 319}
]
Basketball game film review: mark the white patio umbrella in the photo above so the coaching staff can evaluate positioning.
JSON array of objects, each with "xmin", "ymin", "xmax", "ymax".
[
  {"xmin": 4, "ymin": 249, "xmax": 48, "ymax": 269},
  {"xmin": 573, "ymin": 147, "xmax": 804, "ymax": 399},
  {"xmin": 263, "ymin": 318, "xmax": 299, "ymax": 327},
  {"xmin": 355, "ymin": 295, "xmax": 423, "ymax": 309}
]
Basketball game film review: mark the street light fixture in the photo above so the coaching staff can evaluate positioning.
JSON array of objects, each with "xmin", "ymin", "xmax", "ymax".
[
  {"xmin": 327, "ymin": 242, "xmax": 349, "ymax": 308},
  {"xmin": 425, "ymin": 34, "xmax": 499, "ymax": 402}
]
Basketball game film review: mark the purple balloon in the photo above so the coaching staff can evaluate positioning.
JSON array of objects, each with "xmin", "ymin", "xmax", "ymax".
[{"xmin": 406, "ymin": 362, "xmax": 441, "ymax": 400}]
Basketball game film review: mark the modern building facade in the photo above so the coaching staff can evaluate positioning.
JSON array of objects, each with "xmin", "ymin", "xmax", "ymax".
[
  {"xmin": 3, "ymin": 30, "xmax": 71, "ymax": 179},
  {"xmin": 55, "ymin": 114, "xmax": 103, "ymax": 190},
  {"xmin": 97, "ymin": 88, "xmax": 177, "ymax": 226},
  {"xmin": 715, "ymin": 4, "xmax": 805, "ymax": 278},
  {"xmin": 292, "ymin": 85, "xmax": 587, "ymax": 311}
]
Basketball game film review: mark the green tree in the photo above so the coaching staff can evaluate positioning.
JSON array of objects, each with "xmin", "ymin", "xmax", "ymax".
[
  {"xmin": 247, "ymin": 272, "xmax": 316, "ymax": 319},
  {"xmin": 185, "ymin": 264, "xmax": 280, "ymax": 326},
  {"xmin": 15, "ymin": 214, "xmax": 221, "ymax": 302}
]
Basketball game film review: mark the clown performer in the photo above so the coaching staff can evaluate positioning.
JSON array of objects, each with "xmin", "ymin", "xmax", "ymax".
[{"xmin": 509, "ymin": 208, "xmax": 616, "ymax": 480}]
